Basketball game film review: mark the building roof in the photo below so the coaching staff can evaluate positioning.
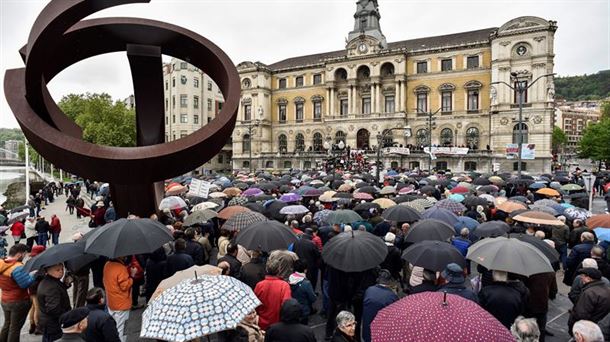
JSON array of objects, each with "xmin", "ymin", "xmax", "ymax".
[{"xmin": 266, "ymin": 27, "xmax": 496, "ymax": 71}]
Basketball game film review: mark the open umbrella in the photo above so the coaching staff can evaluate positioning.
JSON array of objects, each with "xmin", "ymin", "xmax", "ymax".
[
  {"xmin": 235, "ymin": 220, "xmax": 298, "ymax": 252},
  {"xmin": 7, "ymin": 210, "xmax": 29, "ymax": 225},
  {"xmin": 372, "ymin": 198, "xmax": 396, "ymax": 209},
  {"xmin": 159, "ymin": 196, "xmax": 187, "ymax": 210},
  {"xmin": 223, "ymin": 187, "xmax": 242, "ymax": 197},
  {"xmin": 467, "ymin": 237, "xmax": 553, "ymax": 276},
  {"xmin": 371, "ymin": 292, "xmax": 513, "ymax": 342},
  {"xmin": 477, "ymin": 185, "xmax": 499, "ymax": 194},
  {"xmin": 534, "ymin": 199, "xmax": 559, "ymax": 207},
  {"xmin": 379, "ymin": 186, "xmax": 396, "ymax": 195},
  {"xmin": 222, "ymin": 211, "xmax": 267, "ymax": 232},
  {"xmin": 463, "ymin": 196, "xmax": 489, "ymax": 208},
  {"xmin": 227, "ymin": 196, "xmax": 248, "ymax": 207},
  {"xmin": 244, "ymin": 202, "xmax": 265, "ymax": 213},
  {"xmin": 326, "ymin": 210, "xmax": 363, "ymax": 225},
  {"xmin": 141, "ymin": 275, "xmax": 260, "ymax": 341},
  {"xmin": 473, "ymin": 221, "xmax": 510, "ymax": 238},
  {"xmin": 453, "ymin": 216, "xmax": 479, "ymax": 233},
  {"xmin": 303, "ymin": 189, "xmax": 323, "ymax": 197},
  {"xmin": 536, "ymin": 188, "xmax": 560, "ymax": 197},
  {"xmin": 404, "ymin": 219, "xmax": 455, "ymax": 243},
  {"xmin": 151, "ymin": 265, "xmax": 221, "ymax": 300},
  {"xmin": 513, "ymin": 211, "xmax": 564, "ymax": 226},
  {"xmin": 217, "ymin": 206, "xmax": 251, "ymax": 220},
  {"xmin": 84, "ymin": 219, "xmax": 173, "ymax": 258},
  {"xmin": 529, "ymin": 205, "xmax": 559, "ymax": 216},
  {"xmin": 242, "ymin": 188, "xmax": 264, "ymax": 197},
  {"xmin": 165, "ymin": 184, "xmax": 188, "ymax": 196},
  {"xmin": 563, "ymin": 207, "xmax": 592, "ymax": 221},
  {"xmin": 508, "ymin": 233, "xmax": 559, "ymax": 263},
  {"xmin": 23, "ymin": 242, "xmax": 89, "ymax": 273},
  {"xmin": 561, "ymin": 184, "xmax": 583, "ymax": 191},
  {"xmin": 322, "ymin": 230, "xmax": 387, "ymax": 272},
  {"xmin": 183, "ymin": 209, "xmax": 217, "ymax": 226},
  {"xmin": 192, "ymin": 202, "xmax": 219, "ymax": 211},
  {"xmin": 381, "ymin": 205, "xmax": 422, "ymax": 223},
  {"xmin": 279, "ymin": 205, "xmax": 310, "ymax": 215},
  {"xmin": 588, "ymin": 214, "xmax": 610, "ymax": 229},
  {"xmin": 422, "ymin": 206, "xmax": 459, "ymax": 226},
  {"xmin": 279, "ymin": 193, "xmax": 302, "ymax": 203},
  {"xmin": 209, "ymin": 191, "xmax": 228, "ymax": 199},
  {"xmin": 353, "ymin": 202, "xmax": 381, "ymax": 212},
  {"xmin": 497, "ymin": 200, "xmax": 527, "ymax": 213},
  {"xmin": 594, "ymin": 228, "xmax": 610, "ymax": 242},
  {"xmin": 353, "ymin": 192, "xmax": 374, "ymax": 201},
  {"xmin": 401, "ymin": 241, "xmax": 466, "ymax": 271},
  {"xmin": 434, "ymin": 199, "xmax": 466, "ymax": 215}
]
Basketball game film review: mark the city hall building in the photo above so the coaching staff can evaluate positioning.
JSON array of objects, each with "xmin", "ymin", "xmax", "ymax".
[{"xmin": 232, "ymin": 0, "xmax": 557, "ymax": 173}]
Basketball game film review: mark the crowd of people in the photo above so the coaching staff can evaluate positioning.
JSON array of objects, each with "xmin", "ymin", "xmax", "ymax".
[{"xmin": 1, "ymin": 167, "xmax": 610, "ymax": 342}]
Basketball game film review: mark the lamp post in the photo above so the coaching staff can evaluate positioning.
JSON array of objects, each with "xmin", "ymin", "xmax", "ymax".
[
  {"xmin": 246, "ymin": 118, "xmax": 261, "ymax": 174},
  {"xmin": 376, "ymin": 126, "xmax": 412, "ymax": 186},
  {"xmin": 491, "ymin": 73, "xmax": 554, "ymax": 178},
  {"xmin": 424, "ymin": 108, "xmax": 443, "ymax": 174}
]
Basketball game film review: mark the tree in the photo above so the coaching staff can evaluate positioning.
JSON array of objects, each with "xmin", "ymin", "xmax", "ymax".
[
  {"xmin": 551, "ymin": 126, "xmax": 567, "ymax": 154},
  {"xmin": 578, "ymin": 118, "xmax": 610, "ymax": 165},
  {"xmin": 601, "ymin": 100, "xmax": 610, "ymax": 120},
  {"xmin": 58, "ymin": 93, "xmax": 136, "ymax": 147}
]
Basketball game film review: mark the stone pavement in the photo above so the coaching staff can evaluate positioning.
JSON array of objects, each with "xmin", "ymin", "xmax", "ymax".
[{"xmin": 3, "ymin": 194, "xmax": 609, "ymax": 341}]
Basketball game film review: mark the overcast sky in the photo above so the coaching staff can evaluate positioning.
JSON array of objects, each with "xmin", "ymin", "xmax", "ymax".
[{"xmin": 1, "ymin": 0, "xmax": 608, "ymax": 129}]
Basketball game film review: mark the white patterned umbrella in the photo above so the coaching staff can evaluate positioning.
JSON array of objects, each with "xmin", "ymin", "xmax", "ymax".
[
  {"xmin": 141, "ymin": 275, "xmax": 261, "ymax": 342},
  {"xmin": 159, "ymin": 196, "xmax": 187, "ymax": 210},
  {"xmin": 279, "ymin": 204, "xmax": 310, "ymax": 215},
  {"xmin": 192, "ymin": 202, "xmax": 219, "ymax": 211}
]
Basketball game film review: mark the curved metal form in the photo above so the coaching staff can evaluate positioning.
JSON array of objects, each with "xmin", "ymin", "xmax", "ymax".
[{"xmin": 4, "ymin": 0, "xmax": 240, "ymax": 217}]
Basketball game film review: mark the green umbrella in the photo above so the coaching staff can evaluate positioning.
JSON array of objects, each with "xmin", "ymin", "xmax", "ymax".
[
  {"xmin": 326, "ymin": 210, "xmax": 363, "ymax": 225},
  {"xmin": 560, "ymin": 184, "xmax": 582, "ymax": 191},
  {"xmin": 184, "ymin": 209, "xmax": 217, "ymax": 226}
]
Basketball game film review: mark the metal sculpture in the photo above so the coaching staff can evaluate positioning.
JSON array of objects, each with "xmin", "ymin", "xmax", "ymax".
[{"xmin": 4, "ymin": 0, "xmax": 239, "ymax": 217}]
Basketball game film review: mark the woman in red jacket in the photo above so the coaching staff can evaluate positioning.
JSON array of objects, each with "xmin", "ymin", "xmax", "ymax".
[
  {"xmin": 10, "ymin": 219, "xmax": 25, "ymax": 244},
  {"xmin": 49, "ymin": 215, "xmax": 61, "ymax": 245},
  {"xmin": 254, "ymin": 258, "xmax": 291, "ymax": 330}
]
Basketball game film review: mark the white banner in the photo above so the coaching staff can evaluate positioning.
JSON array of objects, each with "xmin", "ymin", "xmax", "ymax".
[
  {"xmin": 188, "ymin": 179, "xmax": 211, "ymax": 198},
  {"xmin": 383, "ymin": 147, "xmax": 411, "ymax": 155},
  {"xmin": 424, "ymin": 147, "xmax": 469, "ymax": 155}
]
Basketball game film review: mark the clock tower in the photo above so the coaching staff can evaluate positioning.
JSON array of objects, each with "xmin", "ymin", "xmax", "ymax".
[{"xmin": 346, "ymin": 0, "xmax": 387, "ymax": 56}]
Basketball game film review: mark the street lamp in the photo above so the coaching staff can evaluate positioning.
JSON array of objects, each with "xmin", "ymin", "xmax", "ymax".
[
  {"xmin": 424, "ymin": 108, "xmax": 443, "ymax": 174},
  {"xmin": 491, "ymin": 73, "xmax": 554, "ymax": 178},
  {"xmin": 376, "ymin": 126, "xmax": 412, "ymax": 186},
  {"xmin": 246, "ymin": 109, "xmax": 263, "ymax": 174}
]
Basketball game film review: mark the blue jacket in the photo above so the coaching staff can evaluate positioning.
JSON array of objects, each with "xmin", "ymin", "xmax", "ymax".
[
  {"xmin": 438, "ymin": 283, "xmax": 478, "ymax": 303},
  {"xmin": 289, "ymin": 272, "xmax": 316, "ymax": 317},
  {"xmin": 361, "ymin": 284, "xmax": 399, "ymax": 342},
  {"xmin": 451, "ymin": 237, "xmax": 471, "ymax": 257}
]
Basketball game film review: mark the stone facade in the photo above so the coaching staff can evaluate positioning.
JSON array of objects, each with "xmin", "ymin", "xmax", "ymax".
[
  {"xmin": 233, "ymin": 2, "xmax": 557, "ymax": 173},
  {"xmin": 163, "ymin": 58, "xmax": 232, "ymax": 173}
]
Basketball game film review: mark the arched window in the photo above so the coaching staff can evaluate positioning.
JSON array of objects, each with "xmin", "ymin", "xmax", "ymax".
[
  {"xmin": 335, "ymin": 68, "xmax": 347, "ymax": 81},
  {"xmin": 382, "ymin": 129, "xmax": 394, "ymax": 147},
  {"xmin": 357, "ymin": 129, "xmax": 370, "ymax": 149},
  {"xmin": 380, "ymin": 63, "xmax": 394, "ymax": 78},
  {"xmin": 416, "ymin": 129, "xmax": 428, "ymax": 146},
  {"xmin": 278, "ymin": 134, "xmax": 287, "ymax": 153},
  {"xmin": 357, "ymin": 65, "xmax": 370, "ymax": 80},
  {"xmin": 295, "ymin": 133, "xmax": 305, "ymax": 152},
  {"xmin": 242, "ymin": 134, "xmax": 251, "ymax": 153},
  {"xmin": 512, "ymin": 123, "xmax": 529, "ymax": 144},
  {"xmin": 440, "ymin": 128, "xmax": 453, "ymax": 146},
  {"xmin": 313, "ymin": 132, "xmax": 323, "ymax": 151},
  {"xmin": 465, "ymin": 127, "xmax": 480, "ymax": 150},
  {"xmin": 335, "ymin": 131, "xmax": 346, "ymax": 145}
]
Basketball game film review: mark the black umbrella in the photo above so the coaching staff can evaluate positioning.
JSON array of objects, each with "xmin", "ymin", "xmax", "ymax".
[
  {"xmin": 245, "ymin": 202, "xmax": 265, "ymax": 213},
  {"xmin": 420, "ymin": 185, "xmax": 435, "ymax": 194},
  {"xmin": 569, "ymin": 192, "xmax": 588, "ymax": 200},
  {"xmin": 257, "ymin": 183, "xmax": 277, "ymax": 191},
  {"xmin": 473, "ymin": 221, "xmax": 510, "ymax": 238},
  {"xmin": 353, "ymin": 202, "xmax": 381, "ymax": 212},
  {"xmin": 477, "ymin": 185, "xmax": 498, "ymax": 194},
  {"xmin": 381, "ymin": 206, "xmax": 422, "ymax": 223},
  {"xmin": 235, "ymin": 220, "xmax": 298, "ymax": 252},
  {"xmin": 509, "ymin": 196, "xmax": 529, "ymax": 203},
  {"xmin": 253, "ymin": 194, "xmax": 274, "ymax": 201},
  {"xmin": 508, "ymin": 233, "xmax": 559, "ymax": 263},
  {"xmin": 508, "ymin": 208, "xmax": 530, "ymax": 218},
  {"xmin": 402, "ymin": 240, "xmax": 466, "ymax": 272},
  {"xmin": 9, "ymin": 205, "xmax": 29, "ymax": 213},
  {"xmin": 333, "ymin": 192, "xmax": 353, "ymax": 199},
  {"xmin": 357, "ymin": 186, "xmax": 378, "ymax": 194},
  {"xmin": 404, "ymin": 219, "xmax": 455, "ymax": 243},
  {"xmin": 322, "ymin": 230, "xmax": 387, "ymax": 272},
  {"xmin": 233, "ymin": 182, "xmax": 249, "ymax": 190},
  {"xmin": 84, "ymin": 218, "xmax": 174, "ymax": 258},
  {"xmin": 265, "ymin": 201, "xmax": 287, "ymax": 221},
  {"xmin": 393, "ymin": 195, "xmax": 425, "ymax": 204},
  {"xmin": 23, "ymin": 242, "xmax": 87, "ymax": 273},
  {"xmin": 463, "ymin": 197, "xmax": 489, "ymax": 208},
  {"xmin": 331, "ymin": 180, "xmax": 344, "ymax": 190},
  {"xmin": 279, "ymin": 185, "xmax": 293, "ymax": 193},
  {"xmin": 472, "ymin": 177, "xmax": 491, "ymax": 186}
]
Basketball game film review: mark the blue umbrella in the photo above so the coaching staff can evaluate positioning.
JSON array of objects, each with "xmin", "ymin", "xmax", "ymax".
[
  {"xmin": 422, "ymin": 206, "xmax": 459, "ymax": 226},
  {"xmin": 279, "ymin": 193, "xmax": 302, "ymax": 203},
  {"xmin": 387, "ymin": 170, "xmax": 399, "ymax": 176},
  {"xmin": 453, "ymin": 216, "xmax": 479, "ymax": 234},
  {"xmin": 528, "ymin": 182, "xmax": 546, "ymax": 189},
  {"xmin": 594, "ymin": 228, "xmax": 610, "ymax": 242}
]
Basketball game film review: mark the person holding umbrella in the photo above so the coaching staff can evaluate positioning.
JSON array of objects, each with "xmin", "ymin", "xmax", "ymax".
[
  {"xmin": 361, "ymin": 270, "xmax": 399, "ymax": 342},
  {"xmin": 102, "ymin": 256, "xmax": 134, "ymax": 342},
  {"xmin": 37, "ymin": 263, "xmax": 72, "ymax": 341},
  {"xmin": 478, "ymin": 270, "xmax": 529, "ymax": 328},
  {"xmin": 437, "ymin": 263, "xmax": 478, "ymax": 303}
]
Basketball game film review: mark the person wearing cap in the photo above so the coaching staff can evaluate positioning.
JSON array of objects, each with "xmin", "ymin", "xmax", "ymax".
[
  {"xmin": 568, "ymin": 267, "xmax": 610, "ymax": 334},
  {"xmin": 56, "ymin": 307, "xmax": 89, "ymax": 341},
  {"xmin": 361, "ymin": 269, "xmax": 399, "ymax": 342},
  {"xmin": 37, "ymin": 263, "xmax": 72, "ymax": 341},
  {"xmin": 84, "ymin": 287, "xmax": 121, "ymax": 342},
  {"xmin": 437, "ymin": 263, "xmax": 478, "ymax": 303},
  {"xmin": 379, "ymin": 232, "xmax": 402, "ymax": 282},
  {"xmin": 569, "ymin": 259, "xmax": 610, "ymax": 305}
]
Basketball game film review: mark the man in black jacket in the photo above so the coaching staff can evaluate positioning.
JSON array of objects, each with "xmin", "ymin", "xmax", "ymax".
[
  {"xmin": 239, "ymin": 250, "xmax": 265, "ymax": 289},
  {"xmin": 38, "ymin": 263, "xmax": 72, "ymax": 341},
  {"xmin": 35, "ymin": 216, "xmax": 50, "ymax": 246},
  {"xmin": 568, "ymin": 268, "xmax": 610, "ymax": 334},
  {"xmin": 183, "ymin": 228, "xmax": 204, "ymax": 266},
  {"xmin": 217, "ymin": 243, "xmax": 241, "ymax": 278},
  {"xmin": 265, "ymin": 299, "xmax": 316, "ymax": 342},
  {"xmin": 84, "ymin": 288, "xmax": 120, "ymax": 342},
  {"xmin": 164, "ymin": 239, "xmax": 194, "ymax": 277},
  {"xmin": 292, "ymin": 229, "xmax": 321, "ymax": 290},
  {"xmin": 379, "ymin": 232, "xmax": 402, "ymax": 281},
  {"xmin": 478, "ymin": 270, "xmax": 529, "ymax": 328}
]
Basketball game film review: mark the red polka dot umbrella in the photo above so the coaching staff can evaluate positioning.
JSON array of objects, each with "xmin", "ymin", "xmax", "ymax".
[{"xmin": 371, "ymin": 292, "xmax": 513, "ymax": 342}]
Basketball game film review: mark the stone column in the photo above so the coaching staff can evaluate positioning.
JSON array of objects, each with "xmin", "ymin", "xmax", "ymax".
[
  {"xmin": 347, "ymin": 86, "xmax": 352, "ymax": 115},
  {"xmin": 400, "ymin": 80, "xmax": 406, "ymax": 111},
  {"xmin": 370, "ymin": 84, "xmax": 375, "ymax": 113},
  {"xmin": 326, "ymin": 88, "xmax": 331, "ymax": 116},
  {"xmin": 395, "ymin": 80, "xmax": 400, "ymax": 113},
  {"xmin": 330, "ymin": 88, "xmax": 335, "ymax": 116}
]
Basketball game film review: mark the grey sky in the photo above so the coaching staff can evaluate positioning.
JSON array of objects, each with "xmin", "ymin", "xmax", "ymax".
[{"xmin": 1, "ymin": 0, "xmax": 608, "ymax": 129}]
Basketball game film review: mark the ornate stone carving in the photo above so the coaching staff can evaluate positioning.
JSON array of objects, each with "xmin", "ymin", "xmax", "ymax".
[
  {"xmin": 394, "ymin": 57, "xmax": 404, "ymax": 63},
  {"xmin": 505, "ymin": 20, "xmax": 540, "ymax": 31},
  {"xmin": 500, "ymin": 118, "xmax": 509, "ymax": 125},
  {"xmin": 326, "ymin": 66, "xmax": 334, "ymax": 71},
  {"xmin": 456, "ymin": 123, "xmax": 462, "ymax": 129},
  {"xmin": 533, "ymin": 36, "xmax": 546, "ymax": 42},
  {"xmin": 236, "ymin": 130, "xmax": 241, "ymax": 136},
  {"xmin": 499, "ymin": 41, "xmax": 511, "ymax": 46},
  {"xmin": 372, "ymin": 124, "xmax": 378, "ymax": 131},
  {"xmin": 438, "ymin": 83, "xmax": 456, "ymax": 91},
  {"xmin": 370, "ymin": 61, "xmax": 379, "ymax": 66},
  {"xmin": 251, "ymin": 74, "xmax": 258, "ymax": 79},
  {"xmin": 347, "ymin": 64, "xmax": 356, "ymax": 69},
  {"xmin": 349, "ymin": 125, "xmax": 355, "ymax": 131},
  {"xmin": 533, "ymin": 116, "xmax": 543, "ymax": 124},
  {"xmin": 293, "ymin": 96, "xmax": 306, "ymax": 104},
  {"xmin": 532, "ymin": 63, "xmax": 546, "ymax": 69},
  {"xmin": 276, "ymin": 97, "xmax": 288, "ymax": 105},
  {"xmin": 547, "ymin": 83, "xmax": 555, "ymax": 102},
  {"xmin": 311, "ymin": 94, "xmax": 324, "ymax": 102},
  {"xmin": 241, "ymin": 98, "xmax": 252, "ymax": 105},
  {"xmin": 499, "ymin": 66, "xmax": 512, "ymax": 72},
  {"xmin": 490, "ymin": 86, "xmax": 498, "ymax": 106},
  {"xmin": 306, "ymin": 129, "xmax": 311, "ymax": 134},
  {"xmin": 464, "ymin": 80, "xmax": 483, "ymax": 90},
  {"xmin": 289, "ymin": 130, "xmax": 294, "ymax": 135},
  {"xmin": 326, "ymin": 126, "xmax": 332, "ymax": 133}
]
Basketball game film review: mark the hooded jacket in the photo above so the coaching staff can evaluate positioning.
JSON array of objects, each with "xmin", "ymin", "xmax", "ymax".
[
  {"xmin": 264, "ymin": 299, "xmax": 316, "ymax": 342},
  {"xmin": 289, "ymin": 272, "xmax": 316, "ymax": 317}
]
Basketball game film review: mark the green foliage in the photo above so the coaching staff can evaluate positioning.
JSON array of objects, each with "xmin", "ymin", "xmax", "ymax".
[
  {"xmin": 58, "ymin": 93, "xmax": 136, "ymax": 147},
  {"xmin": 578, "ymin": 118, "xmax": 610, "ymax": 163},
  {"xmin": 0, "ymin": 128, "xmax": 24, "ymax": 146},
  {"xmin": 18, "ymin": 143, "xmax": 39, "ymax": 164},
  {"xmin": 554, "ymin": 70, "xmax": 610, "ymax": 101},
  {"xmin": 551, "ymin": 126, "xmax": 567, "ymax": 153},
  {"xmin": 601, "ymin": 101, "xmax": 610, "ymax": 120}
]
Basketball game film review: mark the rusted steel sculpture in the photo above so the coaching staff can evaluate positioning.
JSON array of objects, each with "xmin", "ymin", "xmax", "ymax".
[{"xmin": 4, "ymin": 0, "xmax": 239, "ymax": 217}]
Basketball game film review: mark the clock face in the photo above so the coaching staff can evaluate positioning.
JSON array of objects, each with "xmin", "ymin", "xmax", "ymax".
[
  {"xmin": 516, "ymin": 45, "xmax": 527, "ymax": 56},
  {"xmin": 358, "ymin": 43, "xmax": 368, "ymax": 53}
]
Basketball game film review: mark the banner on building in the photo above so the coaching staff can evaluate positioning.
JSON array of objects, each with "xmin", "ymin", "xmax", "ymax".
[
  {"xmin": 423, "ymin": 147, "xmax": 469, "ymax": 155},
  {"xmin": 506, "ymin": 144, "xmax": 536, "ymax": 160},
  {"xmin": 188, "ymin": 179, "xmax": 211, "ymax": 198},
  {"xmin": 383, "ymin": 147, "xmax": 411, "ymax": 155}
]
